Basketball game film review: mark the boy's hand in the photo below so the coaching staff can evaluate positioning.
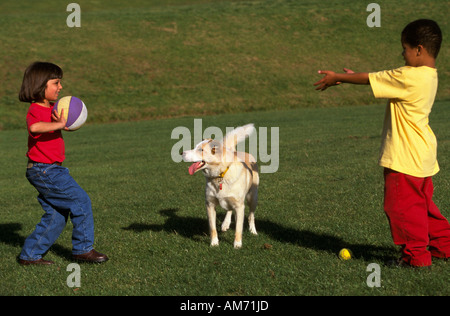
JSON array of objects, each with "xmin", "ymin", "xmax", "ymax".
[
  {"xmin": 314, "ymin": 68, "xmax": 368, "ymax": 91},
  {"xmin": 342, "ymin": 68, "xmax": 354, "ymax": 74},
  {"xmin": 336, "ymin": 68, "xmax": 354, "ymax": 84},
  {"xmin": 52, "ymin": 109, "xmax": 69, "ymax": 131},
  {"xmin": 314, "ymin": 70, "xmax": 339, "ymax": 91}
]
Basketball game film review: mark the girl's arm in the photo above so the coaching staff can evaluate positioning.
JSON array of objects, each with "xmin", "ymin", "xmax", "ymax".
[
  {"xmin": 314, "ymin": 69, "xmax": 369, "ymax": 91},
  {"xmin": 29, "ymin": 109, "xmax": 69, "ymax": 133}
]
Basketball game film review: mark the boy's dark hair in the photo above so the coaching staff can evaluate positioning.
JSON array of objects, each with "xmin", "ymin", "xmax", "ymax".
[
  {"xmin": 401, "ymin": 19, "xmax": 442, "ymax": 59},
  {"xmin": 19, "ymin": 62, "xmax": 63, "ymax": 103}
]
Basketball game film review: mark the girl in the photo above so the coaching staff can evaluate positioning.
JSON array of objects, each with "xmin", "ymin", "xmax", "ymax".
[{"xmin": 18, "ymin": 61, "xmax": 108, "ymax": 265}]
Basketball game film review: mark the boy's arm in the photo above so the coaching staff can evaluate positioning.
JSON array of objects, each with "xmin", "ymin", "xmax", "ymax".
[
  {"xmin": 314, "ymin": 69, "xmax": 369, "ymax": 91},
  {"xmin": 29, "ymin": 109, "xmax": 69, "ymax": 133}
]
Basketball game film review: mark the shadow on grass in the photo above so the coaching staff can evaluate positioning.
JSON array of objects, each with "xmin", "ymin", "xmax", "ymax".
[
  {"xmin": 0, "ymin": 223, "xmax": 73, "ymax": 261},
  {"xmin": 123, "ymin": 209, "xmax": 206, "ymax": 239},
  {"xmin": 0, "ymin": 223, "xmax": 25, "ymax": 248},
  {"xmin": 123, "ymin": 209, "xmax": 397, "ymax": 262},
  {"xmin": 256, "ymin": 220, "xmax": 397, "ymax": 262}
]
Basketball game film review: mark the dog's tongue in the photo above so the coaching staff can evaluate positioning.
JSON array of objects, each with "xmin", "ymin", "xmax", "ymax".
[{"xmin": 188, "ymin": 162, "xmax": 203, "ymax": 175}]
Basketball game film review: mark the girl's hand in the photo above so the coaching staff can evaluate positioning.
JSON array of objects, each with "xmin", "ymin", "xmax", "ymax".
[{"xmin": 52, "ymin": 109, "xmax": 69, "ymax": 131}]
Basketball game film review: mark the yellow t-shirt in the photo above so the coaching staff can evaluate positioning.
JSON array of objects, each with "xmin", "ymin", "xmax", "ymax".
[{"xmin": 369, "ymin": 66, "xmax": 439, "ymax": 177}]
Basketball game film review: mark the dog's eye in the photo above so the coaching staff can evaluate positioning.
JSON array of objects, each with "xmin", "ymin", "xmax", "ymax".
[{"xmin": 211, "ymin": 147, "xmax": 216, "ymax": 155}]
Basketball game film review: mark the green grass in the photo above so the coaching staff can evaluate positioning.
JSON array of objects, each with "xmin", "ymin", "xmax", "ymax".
[
  {"xmin": 1, "ymin": 0, "xmax": 449, "ymax": 130},
  {"xmin": 1, "ymin": 102, "xmax": 449, "ymax": 296}
]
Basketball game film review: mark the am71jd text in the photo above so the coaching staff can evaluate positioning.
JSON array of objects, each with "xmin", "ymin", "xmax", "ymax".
[{"xmin": 180, "ymin": 300, "xmax": 269, "ymax": 313}]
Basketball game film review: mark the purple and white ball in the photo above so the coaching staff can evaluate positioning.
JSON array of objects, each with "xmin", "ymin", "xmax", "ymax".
[{"xmin": 54, "ymin": 96, "xmax": 88, "ymax": 131}]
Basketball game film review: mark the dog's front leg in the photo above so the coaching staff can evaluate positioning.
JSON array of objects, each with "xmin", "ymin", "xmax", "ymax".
[
  {"xmin": 221, "ymin": 211, "xmax": 232, "ymax": 232},
  {"xmin": 234, "ymin": 205, "xmax": 245, "ymax": 249},
  {"xmin": 206, "ymin": 202, "xmax": 219, "ymax": 246}
]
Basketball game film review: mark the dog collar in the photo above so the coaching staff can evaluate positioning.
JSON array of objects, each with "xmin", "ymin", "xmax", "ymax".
[
  {"xmin": 219, "ymin": 167, "xmax": 230, "ymax": 178},
  {"xmin": 216, "ymin": 167, "xmax": 230, "ymax": 190}
]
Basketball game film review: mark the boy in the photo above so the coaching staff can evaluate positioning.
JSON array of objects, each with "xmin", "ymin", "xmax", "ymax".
[{"xmin": 314, "ymin": 19, "xmax": 450, "ymax": 267}]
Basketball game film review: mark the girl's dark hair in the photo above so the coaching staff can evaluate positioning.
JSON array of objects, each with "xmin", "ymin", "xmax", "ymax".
[
  {"xmin": 401, "ymin": 19, "xmax": 442, "ymax": 59},
  {"xmin": 19, "ymin": 62, "xmax": 63, "ymax": 103}
]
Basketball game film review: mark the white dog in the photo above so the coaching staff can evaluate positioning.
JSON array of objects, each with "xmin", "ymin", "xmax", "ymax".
[{"xmin": 182, "ymin": 124, "xmax": 259, "ymax": 248}]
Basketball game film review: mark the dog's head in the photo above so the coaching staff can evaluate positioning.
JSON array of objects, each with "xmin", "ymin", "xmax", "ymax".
[{"xmin": 182, "ymin": 124, "xmax": 255, "ymax": 175}]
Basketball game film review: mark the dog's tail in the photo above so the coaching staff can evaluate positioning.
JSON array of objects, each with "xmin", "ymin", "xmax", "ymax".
[{"xmin": 223, "ymin": 124, "xmax": 255, "ymax": 149}]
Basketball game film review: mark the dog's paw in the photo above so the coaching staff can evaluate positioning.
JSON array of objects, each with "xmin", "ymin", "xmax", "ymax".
[
  {"xmin": 221, "ymin": 211, "xmax": 232, "ymax": 232},
  {"xmin": 210, "ymin": 238, "xmax": 219, "ymax": 247},
  {"xmin": 249, "ymin": 225, "xmax": 258, "ymax": 235},
  {"xmin": 221, "ymin": 221, "xmax": 230, "ymax": 232},
  {"xmin": 233, "ymin": 240, "xmax": 242, "ymax": 249}
]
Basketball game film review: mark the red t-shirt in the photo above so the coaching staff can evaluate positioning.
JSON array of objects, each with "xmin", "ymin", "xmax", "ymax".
[{"xmin": 26, "ymin": 103, "xmax": 65, "ymax": 164}]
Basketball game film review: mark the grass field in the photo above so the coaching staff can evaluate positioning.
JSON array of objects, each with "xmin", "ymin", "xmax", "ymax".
[
  {"xmin": 0, "ymin": 0, "xmax": 449, "ymax": 130},
  {"xmin": 1, "ymin": 0, "xmax": 450, "ymax": 297},
  {"xmin": 1, "ymin": 102, "xmax": 449, "ymax": 296}
]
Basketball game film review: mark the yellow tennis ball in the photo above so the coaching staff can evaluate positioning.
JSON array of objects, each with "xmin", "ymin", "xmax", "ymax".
[{"xmin": 339, "ymin": 248, "xmax": 352, "ymax": 260}]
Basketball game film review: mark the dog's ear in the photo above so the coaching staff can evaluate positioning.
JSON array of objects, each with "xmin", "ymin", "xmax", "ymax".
[{"xmin": 223, "ymin": 124, "xmax": 255, "ymax": 149}]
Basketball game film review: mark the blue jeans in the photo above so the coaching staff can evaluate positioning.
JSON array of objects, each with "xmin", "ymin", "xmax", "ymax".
[{"xmin": 20, "ymin": 163, "xmax": 94, "ymax": 261}]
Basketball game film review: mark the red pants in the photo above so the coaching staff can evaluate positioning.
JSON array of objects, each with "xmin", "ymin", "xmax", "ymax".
[{"xmin": 384, "ymin": 169, "xmax": 450, "ymax": 266}]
